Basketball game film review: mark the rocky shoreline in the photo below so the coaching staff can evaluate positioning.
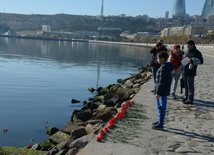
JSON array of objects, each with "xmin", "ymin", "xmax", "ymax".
[
  {"xmin": 44, "ymin": 67, "xmax": 152, "ymax": 155},
  {"xmin": 2, "ymin": 66, "xmax": 151, "ymax": 155}
]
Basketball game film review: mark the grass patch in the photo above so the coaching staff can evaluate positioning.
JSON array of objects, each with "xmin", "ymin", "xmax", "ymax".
[
  {"xmin": 106, "ymin": 103, "xmax": 148, "ymax": 147},
  {"xmin": 0, "ymin": 146, "xmax": 47, "ymax": 155}
]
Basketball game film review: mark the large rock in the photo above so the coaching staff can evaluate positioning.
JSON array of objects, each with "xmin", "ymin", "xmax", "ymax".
[
  {"xmin": 80, "ymin": 102, "xmax": 92, "ymax": 111},
  {"xmin": 69, "ymin": 134, "xmax": 96, "ymax": 149},
  {"xmin": 116, "ymin": 87, "xmax": 135, "ymax": 98},
  {"xmin": 46, "ymin": 147, "xmax": 59, "ymax": 155},
  {"xmin": 90, "ymin": 102, "xmax": 101, "ymax": 111},
  {"xmin": 70, "ymin": 127, "xmax": 87, "ymax": 139},
  {"xmin": 46, "ymin": 127, "xmax": 60, "ymax": 136},
  {"xmin": 56, "ymin": 142, "xmax": 67, "ymax": 151},
  {"xmin": 93, "ymin": 111, "xmax": 113, "ymax": 122},
  {"xmin": 72, "ymin": 109, "xmax": 92, "ymax": 122},
  {"xmin": 104, "ymin": 93, "xmax": 115, "ymax": 100},
  {"xmin": 49, "ymin": 131, "xmax": 70, "ymax": 145},
  {"xmin": 103, "ymin": 99, "xmax": 115, "ymax": 107},
  {"xmin": 86, "ymin": 119, "xmax": 104, "ymax": 125},
  {"xmin": 124, "ymin": 79, "xmax": 134, "ymax": 87},
  {"xmin": 55, "ymin": 149, "xmax": 68, "ymax": 155},
  {"xmin": 130, "ymin": 74, "xmax": 141, "ymax": 80},
  {"xmin": 110, "ymin": 94, "xmax": 120, "ymax": 104},
  {"xmin": 31, "ymin": 143, "xmax": 41, "ymax": 150},
  {"xmin": 85, "ymin": 124, "xmax": 94, "ymax": 134},
  {"xmin": 66, "ymin": 148, "xmax": 78, "ymax": 155},
  {"xmin": 61, "ymin": 124, "xmax": 83, "ymax": 135}
]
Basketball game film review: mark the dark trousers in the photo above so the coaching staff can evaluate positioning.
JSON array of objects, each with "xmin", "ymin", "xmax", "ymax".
[
  {"xmin": 151, "ymin": 63, "xmax": 157, "ymax": 83},
  {"xmin": 184, "ymin": 75, "xmax": 195, "ymax": 103}
]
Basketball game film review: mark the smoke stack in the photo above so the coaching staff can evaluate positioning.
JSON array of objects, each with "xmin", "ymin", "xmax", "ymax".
[{"xmin": 101, "ymin": 0, "xmax": 104, "ymax": 17}]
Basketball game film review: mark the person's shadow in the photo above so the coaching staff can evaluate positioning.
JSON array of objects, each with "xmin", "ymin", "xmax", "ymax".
[{"xmin": 162, "ymin": 127, "xmax": 214, "ymax": 143}]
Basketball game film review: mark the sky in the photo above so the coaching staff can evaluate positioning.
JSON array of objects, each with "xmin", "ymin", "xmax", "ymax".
[{"xmin": 0, "ymin": 0, "xmax": 206, "ymax": 18}]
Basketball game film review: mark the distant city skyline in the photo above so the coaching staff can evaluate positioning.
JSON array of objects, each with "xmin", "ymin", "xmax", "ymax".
[{"xmin": 0, "ymin": 0, "xmax": 206, "ymax": 18}]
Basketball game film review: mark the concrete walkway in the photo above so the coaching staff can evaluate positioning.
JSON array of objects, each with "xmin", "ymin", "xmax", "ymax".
[{"xmin": 77, "ymin": 48, "xmax": 214, "ymax": 155}]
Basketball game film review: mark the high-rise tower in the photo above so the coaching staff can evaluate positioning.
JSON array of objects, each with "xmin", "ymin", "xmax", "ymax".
[
  {"xmin": 172, "ymin": 0, "xmax": 186, "ymax": 20},
  {"xmin": 101, "ymin": 0, "xmax": 104, "ymax": 17},
  {"xmin": 202, "ymin": 0, "xmax": 214, "ymax": 20}
]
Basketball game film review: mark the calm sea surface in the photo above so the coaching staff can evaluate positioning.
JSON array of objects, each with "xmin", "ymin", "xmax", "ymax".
[{"xmin": 0, "ymin": 37, "xmax": 151, "ymax": 147}]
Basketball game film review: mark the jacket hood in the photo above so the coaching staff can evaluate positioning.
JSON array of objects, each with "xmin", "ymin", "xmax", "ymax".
[{"xmin": 161, "ymin": 62, "xmax": 174, "ymax": 72}]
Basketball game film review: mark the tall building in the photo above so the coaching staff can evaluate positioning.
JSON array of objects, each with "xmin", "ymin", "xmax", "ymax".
[
  {"xmin": 201, "ymin": 0, "xmax": 214, "ymax": 20},
  {"xmin": 172, "ymin": 0, "xmax": 186, "ymax": 20},
  {"xmin": 165, "ymin": 11, "xmax": 169, "ymax": 19},
  {"xmin": 101, "ymin": 0, "xmax": 104, "ymax": 17}
]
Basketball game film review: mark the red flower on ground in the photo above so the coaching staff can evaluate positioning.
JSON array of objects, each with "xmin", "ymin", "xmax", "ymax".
[
  {"xmin": 29, "ymin": 144, "xmax": 32, "ymax": 148},
  {"xmin": 96, "ymin": 137, "xmax": 101, "ymax": 142},
  {"xmin": 104, "ymin": 127, "xmax": 108, "ymax": 132}
]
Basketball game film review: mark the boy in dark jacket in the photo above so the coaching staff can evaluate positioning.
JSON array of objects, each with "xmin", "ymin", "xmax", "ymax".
[{"xmin": 152, "ymin": 51, "xmax": 174, "ymax": 130}]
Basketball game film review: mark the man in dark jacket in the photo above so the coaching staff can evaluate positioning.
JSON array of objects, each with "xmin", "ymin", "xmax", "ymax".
[
  {"xmin": 183, "ymin": 40, "xmax": 203, "ymax": 104},
  {"xmin": 149, "ymin": 40, "xmax": 168, "ymax": 93},
  {"xmin": 152, "ymin": 52, "xmax": 174, "ymax": 130}
]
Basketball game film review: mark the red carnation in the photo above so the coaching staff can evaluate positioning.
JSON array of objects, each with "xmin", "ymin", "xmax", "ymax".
[
  {"xmin": 104, "ymin": 127, "xmax": 108, "ymax": 132},
  {"xmin": 96, "ymin": 137, "xmax": 101, "ymax": 141}
]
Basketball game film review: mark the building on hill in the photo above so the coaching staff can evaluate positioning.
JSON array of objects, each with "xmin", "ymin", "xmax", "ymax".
[
  {"xmin": 42, "ymin": 25, "xmax": 51, "ymax": 32},
  {"xmin": 157, "ymin": 18, "xmax": 167, "ymax": 30},
  {"xmin": 161, "ymin": 26, "xmax": 207, "ymax": 37},
  {"xmin": 193, "ymin": 15, "xmax": 204, "ymax": 23},
  {"xmin": 120, "ymin": 31, "xmax": 150, "ymax": 39},
  {"xmin": 97, "ymin": 27, "xmax": 122, "ymax": 31}
]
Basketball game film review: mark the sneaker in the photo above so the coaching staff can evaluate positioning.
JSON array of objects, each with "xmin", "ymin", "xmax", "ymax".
[
  {"xmin": 151, "ymin": 124, "xmax": 163, "ymax": 130},
  {"xmin": 151, "ymin": 121, "xmax": 159, "ymax": 126},
  {"xmin": 151, "ymin": 90, "xmax": 154, "ymax": 92},
  {"xmin": 183, "ymin": 101, "xmax": 193, "ymax": 104},
  {"xmin": 172, "ymin": 93, "xmax": 176, "ymax": 99}
]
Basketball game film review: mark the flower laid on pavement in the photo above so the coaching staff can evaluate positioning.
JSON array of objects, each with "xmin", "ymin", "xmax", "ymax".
[{"xmin": 96, "ymin": 100, "xmax": 134, "ymax": 142}]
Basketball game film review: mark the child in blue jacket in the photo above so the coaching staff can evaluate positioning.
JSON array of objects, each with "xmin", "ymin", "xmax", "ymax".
[{"xmin": 152, "ymin": 51, "xmax": 174, "ymax": 130}]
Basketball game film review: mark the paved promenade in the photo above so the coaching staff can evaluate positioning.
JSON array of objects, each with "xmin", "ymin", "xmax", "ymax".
[{"xmin": 77, "ymin": 47, "xmax": 214, "ymax": 155}]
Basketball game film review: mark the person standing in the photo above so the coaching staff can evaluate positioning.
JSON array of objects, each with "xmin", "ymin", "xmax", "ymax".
[
  {"xmin": 151, "ymin": 51, "xmax": 174, "ymax": 130},
  {"xmin": 149, "ymin": 40, "xmax": 168, "ymax": 92},
  {"xmin": 183, "ymin": 40, "xmax": 203, "ymax": 104},
  {"xmin": 168, "ymin": 44, "xmax": 184, "ymax": 99},
  {"xmin": 182, "ymin": 44, "xmax": 184, "ymax": 51}
]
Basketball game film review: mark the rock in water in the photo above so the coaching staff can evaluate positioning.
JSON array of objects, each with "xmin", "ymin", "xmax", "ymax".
[
  {"xmin": 88, "ymin": 87, "xmax": 95, "ymax": 93},
  {"xmin": 71, "ymin": 99, "xmax": 81, "ymax": 104}
]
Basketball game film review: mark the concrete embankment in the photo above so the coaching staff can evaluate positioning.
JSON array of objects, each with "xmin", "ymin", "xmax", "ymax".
[{"xmin": 77, "ymin": 46, "xmax": 214, "ymax": 155}]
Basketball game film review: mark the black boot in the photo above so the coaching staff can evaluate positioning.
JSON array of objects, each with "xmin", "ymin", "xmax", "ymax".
[
  {"xmin": 151, "ymin": 106, "xmax": 163, "ymax": 130},
  {"xmin": 151, "ymin": 124, "xmax": 163, "ymax": 130}
]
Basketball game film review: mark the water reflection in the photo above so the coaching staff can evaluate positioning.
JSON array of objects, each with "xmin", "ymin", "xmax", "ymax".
[
  {"xmin": 0, "ymin": 37, "xmax": 151, "ymax": 68},
  {"xmin": 0, "ymin": 37, "xmax": 152, "ymax": 147}
]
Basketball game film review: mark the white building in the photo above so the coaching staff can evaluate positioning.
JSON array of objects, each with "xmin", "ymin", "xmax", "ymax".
[{"xmin": 42, "ymin": 25, "xmax": 51, "ymax": 32}]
